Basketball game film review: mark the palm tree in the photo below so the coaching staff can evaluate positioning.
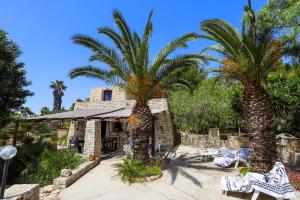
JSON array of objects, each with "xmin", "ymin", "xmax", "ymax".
[
  {"xmin": 200, "ymin": 2, "xmax": 284, "ymax": 172},
  {"xmin": 50, "ymin": 80, "xmax": 67, "ymax": 113},
  {"xmin": 69, "ymin": 10, "xmax": 204, "ymax": 163}
]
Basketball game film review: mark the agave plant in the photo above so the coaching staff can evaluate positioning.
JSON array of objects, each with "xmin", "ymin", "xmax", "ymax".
[
  {"xmin": 69, "ymin": 10, "xmax": 204, "ymax": 163},
  {"xmin": 200, "ymin": 2, "xmax": 284, "ymax": 172},
  {"xmin": 49, "ymin": 80, "xmax": 67, "ymax": 113}
]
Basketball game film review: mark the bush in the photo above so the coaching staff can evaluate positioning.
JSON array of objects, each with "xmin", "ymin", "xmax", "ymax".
[
  {"xmin": 20, "ymin": 149, "xmax": 83, "ymax": 185},
  {"xmin": 115, "ymin": 157, "xmax": 161, "ymax": 183},
  {"xmin": 240, "ymin": 167, "xmax": 250, "ymax": 177},
  {"xmin": 0, "ymin": 129, "xmax": 9, "ymax": 140},
  {"xmin": 57, "ymin": 135, "xmax": 68, "ymax": 145},
  {"xmin": 0, "ymin": 140, "xmax": 83, "ymax": 185},
  {"xmin": 169, "ymin": 79, "xmax": 245, "ymax": 134}
]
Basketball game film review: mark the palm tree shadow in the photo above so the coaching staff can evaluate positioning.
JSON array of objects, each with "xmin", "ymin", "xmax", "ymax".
[{"xmin": 165, "ymin": 154, "xmax": 234, "ymax": 188}]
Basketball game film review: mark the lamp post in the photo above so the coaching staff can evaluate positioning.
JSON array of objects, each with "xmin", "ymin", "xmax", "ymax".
[{"xmin": 0, "ymin": 146, "xmax": 17, "ymax": 199}]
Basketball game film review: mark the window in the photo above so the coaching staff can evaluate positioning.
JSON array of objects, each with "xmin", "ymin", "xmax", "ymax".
[{"xmin": 103, "ymin": 90, "xmax": 112, "ymax": 101}]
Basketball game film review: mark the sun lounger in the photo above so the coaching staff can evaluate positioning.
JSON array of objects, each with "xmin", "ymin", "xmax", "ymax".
[
  {"xmin": 221, "ymin": 162, "xmax": 295, "ymax": 200},
  {"xmin": 213, "ymin": 148, "xmax": 236, "ymax": 167},
  {"xmin": 197, "ymin": 148, "xmax": 219, "ymax": 162},
  {"xmin": 234, "ymin": 147, "xmax": 250, "ymax": 168},
  {"xmin": 213, "ymin": 147, "xmax": 250, "ymax": 168}
]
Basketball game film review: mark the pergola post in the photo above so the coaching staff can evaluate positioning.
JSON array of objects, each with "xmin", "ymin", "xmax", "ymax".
[
  {"xmin": 151, "ymin": 116, "xmax": 155, "ymax": 157},
  {"xmin": 12, "ymin": 121, "xmax": 19, "ymax": 146},
  {"xmin": 83, "ymin": 120, "xmax": 101, "ymax": 160}
]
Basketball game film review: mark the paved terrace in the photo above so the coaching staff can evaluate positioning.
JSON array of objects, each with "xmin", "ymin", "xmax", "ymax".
[{"xmin": 59, "ymin": 145, "xmax": 300, "ymax": 200}]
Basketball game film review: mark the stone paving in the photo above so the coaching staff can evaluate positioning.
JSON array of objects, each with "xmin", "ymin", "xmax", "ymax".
[{"xmin": 59, "ymin": 145, "xmax": 300, "ymax": 200}]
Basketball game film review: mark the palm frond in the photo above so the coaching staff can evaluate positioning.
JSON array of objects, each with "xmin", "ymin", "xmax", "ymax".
[
  {"xmin": 150, "ymin": 33, "xmax": 200, "ymax": 75},
  {"xmin": 200, "ymin": 19, "xmax": 241, "ymax": 57},
  {"xmin": 113, "ymin": 10, "xmax": 136, "ymax": 64}
]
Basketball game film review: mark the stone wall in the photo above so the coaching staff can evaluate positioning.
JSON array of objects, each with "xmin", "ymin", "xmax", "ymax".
[
  {"xmin": 154, "ymin": 110, "xmax": 175, "ymax": 149},
  {"xmin": 4, "ymin": 184, "xmax": 39, "ymax": 200},
  {"xmin": 181, "ymin": 132, "xmax": 249, "ymax": 149},
  {"xmin": 90, "ymin": 87, "xmax": 127, "ymax": 102},
  {"xmin": 74, "ymin": 98, "xmax": 169, "ymax": 111},
  {"xmin": 180, "ymin": 132, "xmax": 300, "ymax": 166},
  {"xmin": 83, "ymin": 120, "xmax": 101, "ymax": 159},
  {"xmin": 53, "ymin": 160, "xmax": 99, "ymax": 189},
  {"xmin": 277, "ymin": 138, "xmax": 300, "ymax": 167}
]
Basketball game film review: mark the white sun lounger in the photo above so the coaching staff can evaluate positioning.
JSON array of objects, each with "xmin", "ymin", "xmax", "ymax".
[{"xmin": 221, "ymin": 162, "xmax": 295, "ymax": 200}]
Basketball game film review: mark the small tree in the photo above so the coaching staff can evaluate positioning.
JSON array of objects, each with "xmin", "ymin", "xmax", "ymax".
[
  {"xmin": 0, "ymin": 30, "xmax": 33, "ymax": 128},
  {"xmin": 40, "ymin": 107, "xmax": 52, "ymax": 116},
  {"xmin": 49, "ymin": 80, "xmax": 67, "ymax": 113}
]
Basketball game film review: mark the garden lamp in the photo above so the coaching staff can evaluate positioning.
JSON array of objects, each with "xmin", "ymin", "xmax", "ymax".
[{"xmin": 0, "ymin": 145, "xmax": 17, "ymax": 199}]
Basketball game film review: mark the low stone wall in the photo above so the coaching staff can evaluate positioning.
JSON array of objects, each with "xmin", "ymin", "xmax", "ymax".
[
  {"xmin": 4, "ymin": 184, "xmax": 39, "ymax": 200},
  {"xmin": 53, "ymin": 159, "xmax": 99, "ymax": 189},
  {"xmin": 181, "ymin": 132, "xmax": 249, "ymax": 149},
  {"xmin": 181, "ymin": 132, "xmax": 300, "ymax": 167}
]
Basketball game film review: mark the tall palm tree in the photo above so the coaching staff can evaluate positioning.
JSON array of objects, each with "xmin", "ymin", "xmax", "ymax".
[
  {"xmin": 50, "ymin": 80, "xmax": 67, "ymax": 113},
  {"xmin": 69, "ymin": 10, "xmax": 204, "ymax": 163},
  {"xmin": 200, "ymin": 2, "xmax": 284, "ymax": 172}
]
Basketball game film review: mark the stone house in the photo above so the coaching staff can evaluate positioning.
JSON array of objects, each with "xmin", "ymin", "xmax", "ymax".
[{"xmin": 67, "ymin": 87, "xmax": 175, "ymax": 159}]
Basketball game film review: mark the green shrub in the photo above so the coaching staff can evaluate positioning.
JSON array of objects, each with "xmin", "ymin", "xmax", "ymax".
[
  {"xmin": 240, "ymin": 167, "xmax": 250, "ymax": 177},
  {"xmin": 57, "ymin": 135, "xmax": 67, "ymax": 145},
  {"xmin": 115, "ymin": 157, "xmax": 161, "ymax": 183},
  {"xmin": 20, "ymin": 149, "xmax": 84, "ymax": 185},
  {"xmin": 0, "ymin": 129, "xmax": 9, "ymax": 140},
  {"xmin": 0, "ymin": 140, "xmax": 83, "ymax": 185}
]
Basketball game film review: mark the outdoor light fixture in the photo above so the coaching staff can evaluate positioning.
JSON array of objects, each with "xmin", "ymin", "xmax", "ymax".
[{"xmin": 0, "ymin": 145, "xmax": 17, "ymax": 199}]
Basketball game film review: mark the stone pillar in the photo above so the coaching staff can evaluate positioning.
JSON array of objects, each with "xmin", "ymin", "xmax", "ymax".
[{"xmin": 83, "ymin": 120, "xmax": 101, "ymax": 160}]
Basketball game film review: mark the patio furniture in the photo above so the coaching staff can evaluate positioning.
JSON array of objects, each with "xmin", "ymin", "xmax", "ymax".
[
  {"xmin": 213, "ymin": 148, "xmax": 235, "ymax": 167},
  {"xmin": 198, "ymin": 148, "xmax": 219, "ymax": 162},
  {"xmin": 221, "ymin": 162, "xmax": 295, "ymax": 200},
  {"xmin": 155, "ymin": 141, "xmax": 162, "ymax": 153},
  {"xmin": 102, "ymin": 138, "xmax": 118, "ymax": 153},
  {"xmin": 234, "ymin": 147, "xmax": 250, "ymax": 168},
  {"xmin": 68, "ymin": 136, "xmax": 84, "ymax": 153},
  {"xmin": 213, "ymin": 147, "xmax": 250, "ymax": 168}
]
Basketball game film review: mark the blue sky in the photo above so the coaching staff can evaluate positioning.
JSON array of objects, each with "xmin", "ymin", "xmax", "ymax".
[{"xmin": 0, "ymin": 0, "xmax": 266, "ymax": 114}]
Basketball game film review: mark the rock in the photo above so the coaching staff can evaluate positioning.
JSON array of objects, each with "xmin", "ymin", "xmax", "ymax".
[
  {"xmin": 52, "ymin": 189, "xmax": 61, "ymax": 194},
  {"xmin": 41, "ymin": 184, "xmax": 61, "ymax": 194},
  {"xmin": 42, "ymin": 192, "xmax": 60, "ymax": 200},
  {"xmin": 41, "ymin": 185, "xmax": 55, "ymax": 193},
  {"xmin": 60, "ymin": 169, "xmax": 72, "ymax": 177}
]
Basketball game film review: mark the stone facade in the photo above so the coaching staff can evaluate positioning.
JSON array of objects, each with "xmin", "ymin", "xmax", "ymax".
[
  {"xmin": 83, "ymin": 120, "xmax": 101, "ymax": 159},
  {"xmin": 90, "ymin": 87, "xmax": 127, "ymax": 102},
  {"xmin": 154, "ymin": 109, "xmax": 175, "ymax": 149},
  {"xmin": 68, "ymin": 86, "xmax": 175, "ymax": 156}
]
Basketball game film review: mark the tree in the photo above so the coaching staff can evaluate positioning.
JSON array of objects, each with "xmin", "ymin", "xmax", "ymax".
[
  {"xmin": 20, "ymin": 107, "xmax": 35, "ymax": 117},
  {"xmin": 69, "ymin": 10, "xmax": 203, "ymax": 163},
  {"xmin": 49, "ymin": 80, "xmax": 67, "ymax": 113},
  {"xmin": 200, "ymin": 1, "xmax": 284, "ymax": 172},
  {"xmin": 40, "ymin": 107, "xmax": 52, "ymax": 116},
  {"xmin": 266, "ymin": 65, "xmax": 300, "ymax": 137},
  {"xmin": 0, "ymin": 30, "xmax": 33, "ymax": 128},
  {"xmin": 169, "ymin": 79, "xmax": 244, "ymax": 134},
  {"xmin": 251, "ymin": 0, "xmax": 300, "ymax": 65}
]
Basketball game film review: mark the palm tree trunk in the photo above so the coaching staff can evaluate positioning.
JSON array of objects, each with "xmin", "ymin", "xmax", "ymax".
[
  {"xmin": 131, "ymin": 101, "xmax": 153, "ymax": 164},
  {"xmin": 242, "ymin": 83, "xmax": 278, "ymax": 173}
]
